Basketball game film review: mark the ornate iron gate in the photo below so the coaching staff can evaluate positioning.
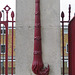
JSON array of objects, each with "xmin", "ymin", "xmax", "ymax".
[
  {"xmin": 60, "ymin": 4, "xmax": 71, "ymax": 75},
  {"xmin": 60, "ymin": 4, "xmax": 75, "ymax": 75},
  {"xmin": 0, "ymin": 5, "xmax": 15, "ymax": 75}
]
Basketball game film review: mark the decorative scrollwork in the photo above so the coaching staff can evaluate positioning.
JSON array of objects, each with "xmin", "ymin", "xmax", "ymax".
[{"xmin": 32, "ymin": 62, "xmax": 50, "ymax": 75}]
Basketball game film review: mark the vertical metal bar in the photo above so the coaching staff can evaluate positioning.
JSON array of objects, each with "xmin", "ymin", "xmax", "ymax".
[
  {"xmin": 69, "ymin": 4, "xmax": 71, "ymax": 22},
  {"xmin": 3, "ymin": 5, "xmax": 11, "ymax": 75},
  {"xmin": 62, "ymin": 14, "xmax": 64, "ymax": 75},
  {"xmin": 2, "ymin": 10, "xmax": 4, "ymax": 75},
  {"xmin": 68, "ymin": 4, "xmax": 71, "ymax": 75},
  {"xmin": 68, "ymin": 21, "xmax": 70, "ymax": 75},
  {"xmin": 11, "ymin": 16, "xmax": 13, "ymax": 75},
  {"xmin": 5, "ymin": 25, "xmax": 8, "ymax": 75},
  {"xmin": 5, "ymin": 11, "xmax": 8, "ymax": 75},
  {"xmin": 0, "ymin": 17, "xmax": 1, "ymax": 75},
  {"xmin": 0, "ymin": 12, "xmax": 2, "ymax": 75},
  {"xmin": 6, "ymin": 12, "xmax": 8, "ymax": 21},
  {"xmin": 61, "ymin": 11, "xmax": 65, "ymax": 75},
  {"xmin": 11, "ymin": 11, "xmax": 14, "ymax": 75}
]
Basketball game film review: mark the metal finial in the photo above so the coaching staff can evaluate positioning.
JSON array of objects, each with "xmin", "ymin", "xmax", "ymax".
[
  {"xmin": 69, "ymin": 4, "xmax": 71, "ymax": 9},
  {"xmin": 11, "ymin": 11, "xmax": 14, "ymax": 18},
  {"xmin": 2, "ymin": 10, "xmax": 4, "ymax": 12},
  {"xmin": 61, "ymin": 11, "xmax": 65, "ymax": 18}
]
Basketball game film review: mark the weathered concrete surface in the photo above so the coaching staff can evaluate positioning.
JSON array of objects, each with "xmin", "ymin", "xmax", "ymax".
[{"xmin": 16, "ymin": 0, "xmax": 61, "ymax": 75}]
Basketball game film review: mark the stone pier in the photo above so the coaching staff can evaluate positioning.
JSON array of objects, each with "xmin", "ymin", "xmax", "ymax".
[{"xmin": 16, "ymin": 0, "xmax": 61, "ymax": 75}]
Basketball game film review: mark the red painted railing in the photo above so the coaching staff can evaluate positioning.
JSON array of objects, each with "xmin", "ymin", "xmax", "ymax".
[
  {"xmin": 60, "ymin": 4, "xmax": 71, "ymax": 75},
  {"xmin": 0, "ymin": 5, "xmax": 15, "ymax": 75}
]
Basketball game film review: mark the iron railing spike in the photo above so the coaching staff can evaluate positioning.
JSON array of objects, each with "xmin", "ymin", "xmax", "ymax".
[
  {"xmin": 11, "ymin": 11, "xmax": 14, "ymax": 18},
  {"xmin": 61, "ymin": 11, "xmax": 65, "ymax": 18}
]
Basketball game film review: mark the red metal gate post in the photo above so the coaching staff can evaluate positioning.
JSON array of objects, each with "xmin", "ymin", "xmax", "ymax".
[
  {"xmin": 5, "ymin": 25, "xmax": 8, "ymax": 75},
  {"xmin": 11, "ymin": 11, "xmax": 14, "ymax": 75},
  {"xmin": 4, "ymin": 5, "xmax": 11, "ymax": 75},
  {"xmin": 32, "ymin": 0, "xmax": 50, "ymax": 75},
  {"xmin": 0, "ymin": 14, "xmax": 1, "ymax": 75},
  {"xmin": 61, "ymin": 11, "xmax": 65, "ymax": 75}
]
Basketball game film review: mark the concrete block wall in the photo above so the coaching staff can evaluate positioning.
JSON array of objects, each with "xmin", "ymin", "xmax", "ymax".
[{"xmin": 16, "ymin": 0, "xmax": 61, "ymax": 75}]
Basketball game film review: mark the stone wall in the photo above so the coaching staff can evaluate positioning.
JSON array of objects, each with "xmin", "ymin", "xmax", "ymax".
[{"xmin": 16, "ymin": 0, "xmax": 61, "ymax": 75}]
